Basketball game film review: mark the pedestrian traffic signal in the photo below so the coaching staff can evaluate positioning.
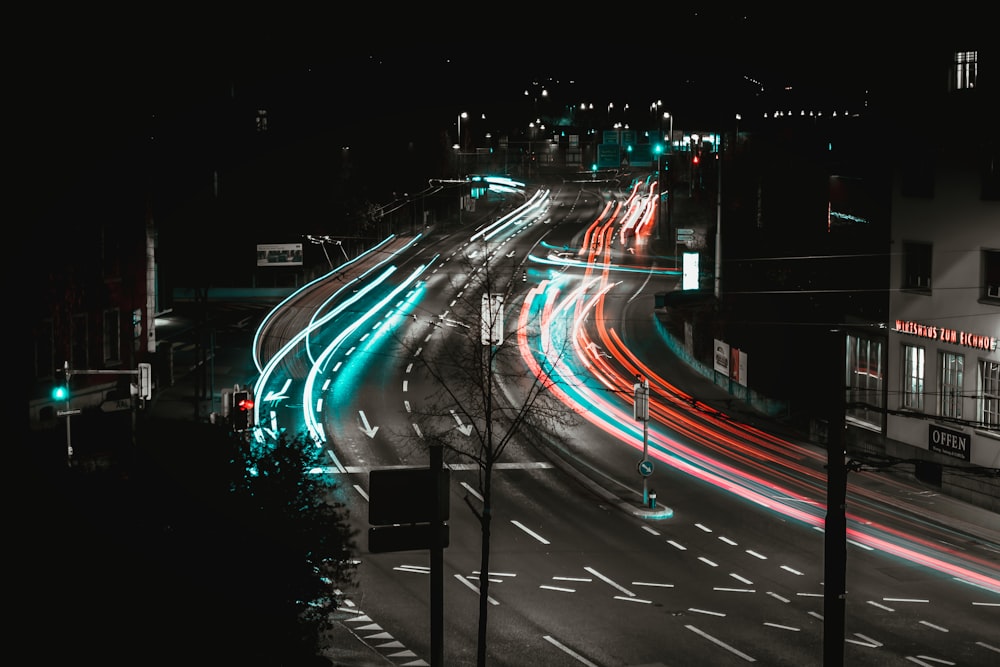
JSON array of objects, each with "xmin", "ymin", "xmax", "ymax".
[
  {"xmin": 52, "ymin": 384, "xmax": 68, "ymax": 401},
  {"xmin": 232, "ymin": 390, "xmax": 254, "ymax": 432}
]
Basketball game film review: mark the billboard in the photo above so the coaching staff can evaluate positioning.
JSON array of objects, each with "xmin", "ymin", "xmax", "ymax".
[{"xmin": 257, "ymin": 243, "xmax": 303, "ymax": 267}]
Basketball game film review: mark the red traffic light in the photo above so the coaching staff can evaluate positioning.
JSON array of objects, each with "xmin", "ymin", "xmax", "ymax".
[
  {"xmin": 692, "ymin": 155, "xmax": 700, "ymax": 165},
  {"xmin": 238, "ymin": 398, "xmax": 254, "ymax": 411}
]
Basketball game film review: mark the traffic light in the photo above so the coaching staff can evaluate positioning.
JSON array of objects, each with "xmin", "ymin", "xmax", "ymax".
[
  {"xmin": 52, "ymin": 368, "xmax": 69, "ymax": 401},
  {"xmin": 232, "ymin": 390, "xmax": 255, "ymax": 432}
]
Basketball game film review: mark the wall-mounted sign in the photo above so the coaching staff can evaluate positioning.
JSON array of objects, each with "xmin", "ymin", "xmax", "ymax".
[
  {"xmin": 894, "ymin": 320, "xmax": 996, "ymax": 351},
  {"xmin": 928, "ymin": 423, "xmax": 971, "ymax": 461},
  {"xmin": 714, "ymin": 339, "xmax": 730, "ymax": 376}
]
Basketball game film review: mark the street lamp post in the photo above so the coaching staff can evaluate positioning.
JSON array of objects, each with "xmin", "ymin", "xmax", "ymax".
[
  {"xmin": 457, "ymin": 112, "xmax": 468, "ymax": 178},
  {"xmin": 457, "ymin": 111, "xmax": 467, "ymax": 149}
]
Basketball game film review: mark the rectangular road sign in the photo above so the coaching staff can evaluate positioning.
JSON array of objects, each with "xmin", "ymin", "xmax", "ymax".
[
  {"xmin": 369, "ymin": 467, "xmax": 450, "ymax": 526},
  {"xmin": 676, "ymin": 228, "xmax": 694, "ymax": 235}
]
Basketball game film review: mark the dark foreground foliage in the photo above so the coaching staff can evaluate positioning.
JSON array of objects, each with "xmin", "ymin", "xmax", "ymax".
[{"xmin": 18, "ymin": 419, "xmax": 357, "ymax": 665}]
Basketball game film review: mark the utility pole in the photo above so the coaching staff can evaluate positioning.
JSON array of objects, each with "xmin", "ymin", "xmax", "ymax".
[
  {"xmin": 824, "ymin": 330, "xmax": 847, "ymax": 666},
  {"xmin": 430, "ymin": 442, "xmax": 444, "ymax": 667}
]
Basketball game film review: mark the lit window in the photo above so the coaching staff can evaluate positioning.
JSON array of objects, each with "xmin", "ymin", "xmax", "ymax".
[
  {"xmin": 902, "ymin": 344, "xmax": 925, "ymax": 411},
  {"xmin": 940, "ymin": 351, "xmax": 964, "ymax": 419},
  {"xmin": 980, "ymin": 359, "xmax": 1000, "ymax": 429},
  {"xmin": 847, "ymin": 334, "xmax": 884, "ymax": 428},
  {"xmin": 955, "ymin": 51, "xmax": 977, "ymax": 91}
]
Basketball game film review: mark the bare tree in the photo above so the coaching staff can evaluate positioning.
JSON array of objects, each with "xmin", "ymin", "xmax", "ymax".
[{"xmin": 400, "ymin": 240, "xmax": 577, "ymax": 666}]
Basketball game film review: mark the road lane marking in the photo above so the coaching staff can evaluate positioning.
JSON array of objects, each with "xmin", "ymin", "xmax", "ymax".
[
  {"xmin": 918, "ymin": 620, "xmax": 949, "ymax": 632},
  {"xmin": 907, "ymin": 657, "xmax": 955, "ymax": 666},
  {"xmin": 542, "ymin": 636, "xmax": 599, "ymax": 667},
  {"xmin": 511, "ymin": 520, "xmax": 550, "ymax": 544},
  {"xmin": 764, "ymin": 622, "xmax": 800, "ymax": 631},
  {"xmin": 614, "ymin": 595, "xmax": 652, "ymax": 604},
  {"xmin": 688, "ymin": 607, "xmax": 726, "ymax": 616},
  {"xmin": 850, "ymin": 633, "xmax": 883, "ymax": 648},
  {"xmin": 767, "ymin": 592, "xmax": 790, "ymax": 603},
  {"xmin": 461, "ymin": 482, "xmax": 483, "ymax": 502},
  {"xmin": 698, "ymin": 557, "xmax": 718, "ymax": 567},
  {"xmin": 746, "ymin": 550, "xmax": 767, "ymax": 559},
  {"xmin": 781, "ymin": 565, "xmax": 803, "ymax": 575},
  {"xmin": 541, "ymin": 585, "xmax": 575, "ymax": 592},
  {"xmin": 453, "ymin": 574, "xmax": 499, "ymax": 605},
  {"xmin": 686, "ymin": 624, "xmax": 756, "ymax": 662},
  {"xmin": 867, "ymin": 600, "xmax": 895, "ymax": 612},
  {"xmin": 585, "ymin": 566, "xmax": 634, "ymax": 597}
]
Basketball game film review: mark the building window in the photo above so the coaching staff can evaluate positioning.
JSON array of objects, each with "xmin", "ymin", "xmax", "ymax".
[
  {"xmin": 984, "ymin": 250, "xmax": 1000, "ymax": 302},
  {"xmin": 954, "ymin": 50, "xmax": 977, "ymax": 91},
  {"xmin": 980, "ymin": 359, "xmax": 1000, "ymax": 429},
  {"xmin": 902, "ymin": 241, "xmax": 932, "ymax": 291},
  {"xmin": 940, "ymin": 351, "xmax": 964, "ymax": 420},
  {"xmin": 71, "ymin": 314, "xmax": 88, "ymax": 371},
  {"xmin": 847, "ymin": 334, "xmax": 884, "ymax": 428},
  {"xmin": 902, "ymin": 344, "xmax": 925, "ymax": 411},
  {"xmin": 103, "ymin": 308, "xmax": 121, "ymax": 365}
]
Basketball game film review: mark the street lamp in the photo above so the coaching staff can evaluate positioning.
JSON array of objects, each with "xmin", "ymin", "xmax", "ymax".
[{"xmin": 457, "ymin": 111, "xmax": 468, "ymax": 149}]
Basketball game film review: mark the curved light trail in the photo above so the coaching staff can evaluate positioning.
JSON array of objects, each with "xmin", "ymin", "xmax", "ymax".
[{"xmin": 518, "ymin": 181, "xmax": 1000, "ymax": 596}]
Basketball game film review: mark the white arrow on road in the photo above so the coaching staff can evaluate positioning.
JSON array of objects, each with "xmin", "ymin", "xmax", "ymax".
[
  {"xmin": 263, "ymin": 378, "xmax": 292, "ymax": 403},
  {"xmin": 451, "ymin": 409, "xmax": 473, "ymax": 436},
  {"xmin": 359, "ymin": 410, "xmax": 379, "ymax": 438}
]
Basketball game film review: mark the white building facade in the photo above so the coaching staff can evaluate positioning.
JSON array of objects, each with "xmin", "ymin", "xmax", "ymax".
[{"xmin": 877, "ymin": 48, "xmax": 999, "ymax": 506}]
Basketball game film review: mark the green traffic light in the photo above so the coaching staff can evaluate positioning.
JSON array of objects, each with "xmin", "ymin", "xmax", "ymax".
[{"xmin": 52, "ymin": 385, "xmax": 68, "ymax": 400}]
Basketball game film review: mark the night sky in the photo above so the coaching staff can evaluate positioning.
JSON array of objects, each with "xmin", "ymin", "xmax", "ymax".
[{"xmin": 17, "ymin": 9, "xmax": 970, "ymax": 266}]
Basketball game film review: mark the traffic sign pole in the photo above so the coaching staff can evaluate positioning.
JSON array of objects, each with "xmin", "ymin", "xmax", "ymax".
[{"xmin": 634, "ymin": 377, "xmax": 652, "ymax": 506}]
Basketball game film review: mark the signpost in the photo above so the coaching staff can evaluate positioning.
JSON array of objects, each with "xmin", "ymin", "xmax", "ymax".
[
  {"xmin": 56, "ymin": 361, "xmax": 153, "ymax": 466},
  {"xmin": 367, "ymin": 445, "xmax": 449, "ymax": 666},
  {"xmin": 634, "ymin": 376, "xmax": 652, "ymax": 506}
]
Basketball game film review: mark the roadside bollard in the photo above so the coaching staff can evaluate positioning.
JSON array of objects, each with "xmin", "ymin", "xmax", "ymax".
[{"xmin": 649, "ymin": 491, "xmax": 657, "ymax": 509}]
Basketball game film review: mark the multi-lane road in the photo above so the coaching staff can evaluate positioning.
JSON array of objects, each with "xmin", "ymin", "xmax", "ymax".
[{"xmin": 249, "ymin": 176, "xmax": 1000, "ymax": 666}]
